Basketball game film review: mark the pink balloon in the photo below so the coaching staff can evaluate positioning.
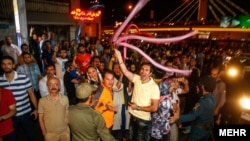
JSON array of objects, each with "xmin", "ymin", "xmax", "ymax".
[
  {"xmin": 117, "ymin": 42, "xmax": 192, "ymax": 76},
  {"xmin": 125, "ymin": 24, "xmax": 140, "ymax": 34},
  {"xmin": 112, "ymin": 0, "xmax": 150, "ymax": 42},
  {"xmin": 117, "ymin": 31, "xmax": 197, "ymax": 44},
  {"xmin": 123, "ymin": 24, "xmax": 140, "ymax": 59},
  {"xmin": 112, "ymin": 0, "xmax": 196, "ymax": 75}
]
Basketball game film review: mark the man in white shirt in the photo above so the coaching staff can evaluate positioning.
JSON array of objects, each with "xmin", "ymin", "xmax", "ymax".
[
  {"xmin": 1, "ymin": 36, "xmax": 22, "ymax": 65},
  {"xmin": 52, "ymin": 46, "xmax": 68, "ymax": 80},
  {"xmin": 114, "ymin": 49, "xmax": 160, "ymax": 141},
  {"xmin": 39, "ymin": 64, "xmax": 65, "ymax": 97}
]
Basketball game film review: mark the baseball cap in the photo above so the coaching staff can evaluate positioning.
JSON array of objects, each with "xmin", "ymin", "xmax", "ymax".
[
  {"xmin": 76, "ymin": 83, "xmax": 97, "ymax": 99},
  {"xmin": 200, "ymin": 75, "xmax": 216, "ymax": 92}
]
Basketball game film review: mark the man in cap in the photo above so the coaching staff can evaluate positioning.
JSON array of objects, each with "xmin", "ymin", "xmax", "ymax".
[
  {"xmin": 68, "ymin": 83, "xmax": 116, "ymax": 141},
  {"xmin": 178, "ymin": 75, "xmax": 216, "ymax": 141}
]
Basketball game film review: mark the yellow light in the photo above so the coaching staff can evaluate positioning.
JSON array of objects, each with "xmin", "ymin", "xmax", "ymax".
[
  {"xmin": 128, "ymin": 5, "xmax": 132, "ymax": 10},
  {"xmin": 240, "ymin": 97, "xmax": 250, "ymax": 110},
  {"xmin": 104, "ymin": 27, "xmax": 250, "ymax": 33},
  {"xmin": 130, "ymin": 28, "xmax": 190, "ymax": 32},
  {"xmin": 192, "ymin": 28, "xmax": 250, "ymax": 32},
  {"xmin": 227, "ymin": 67, "xmax": 238, "ymax": 77}
]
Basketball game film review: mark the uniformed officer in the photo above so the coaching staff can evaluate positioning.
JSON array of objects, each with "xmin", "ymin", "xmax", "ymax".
[{"xmin": 178, "ymin": 75, "xmax": 216, "ymax": 141}]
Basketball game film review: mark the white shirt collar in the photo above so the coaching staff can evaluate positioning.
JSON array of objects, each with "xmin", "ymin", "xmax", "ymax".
[{"xmin": 3, "ymin": 71, "xmax": 18, "ymax": 81}]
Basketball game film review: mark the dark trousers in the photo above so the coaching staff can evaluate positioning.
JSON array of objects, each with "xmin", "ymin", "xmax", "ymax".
[
  {"xmin": 121, "ymin": 105, "xmax": 126, "ymax": 138},
  {"xmin": 111, "ymin": 105, "xmax": 127, "ymax": 139},
  {"xmin": 2, "ymin": 131, "xmax": 15, "ymax": 141},
  {"xmin": 130, "ymin": 115, "xmax": 151, "ymax": 141},
  {"xmin": 189, "ymin": 126, "xmax": 212, "ymax": 141},
  {"xmin": 150, "ymin": 134, "xmax": 170, "ymax": 141},
  {"xmin": 12, "ymin": 113, "xmax": 37, "ymax": 141}
]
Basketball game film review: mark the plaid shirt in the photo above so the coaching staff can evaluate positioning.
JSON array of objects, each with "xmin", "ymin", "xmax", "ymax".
[{"xmin": 17, "ymin": 63, "xmax": 41, "ymax": 91}]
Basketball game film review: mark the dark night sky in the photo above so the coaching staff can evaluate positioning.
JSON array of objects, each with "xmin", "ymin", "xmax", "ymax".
[{"xmin": 100, "ymin": 0, "xmax": 250, "ymax": 25}]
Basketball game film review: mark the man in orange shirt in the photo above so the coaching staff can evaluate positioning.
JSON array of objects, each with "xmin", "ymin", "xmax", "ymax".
[{"xmin": 93, "ymin": 70, "xmax": 115, "ymax": 129}]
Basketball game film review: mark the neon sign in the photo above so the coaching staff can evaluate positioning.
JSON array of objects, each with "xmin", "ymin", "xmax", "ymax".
[{"xmin": 70, "ymin": 8, "xmax": 101, "ymax": 21}]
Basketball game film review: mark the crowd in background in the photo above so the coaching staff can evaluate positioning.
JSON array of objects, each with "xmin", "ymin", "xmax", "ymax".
[{"xmin": 0, "ymin": 27, "xmax": 248, "ymax": 141}]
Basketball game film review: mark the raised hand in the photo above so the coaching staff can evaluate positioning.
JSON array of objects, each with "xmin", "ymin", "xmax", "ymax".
[{"xmin": 54, "ymin": 44, "xmax": 59, "ymax": 52}]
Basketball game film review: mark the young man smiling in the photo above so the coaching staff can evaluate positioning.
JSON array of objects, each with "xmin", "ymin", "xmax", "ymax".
[{"xmin": 114, "ymin": 49, "xmax": 160, "ymax": 141}]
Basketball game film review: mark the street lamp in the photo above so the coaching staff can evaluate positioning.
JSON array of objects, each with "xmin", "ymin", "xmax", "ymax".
[{"xmin": 128, "ymin": 4, "xmax": 132, "ymax": 10}]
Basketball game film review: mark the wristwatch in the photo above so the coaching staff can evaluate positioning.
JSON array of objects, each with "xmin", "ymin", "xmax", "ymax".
[{"xmin": 136, "ymin": 106, "xmax": 140, "ymax": 111}]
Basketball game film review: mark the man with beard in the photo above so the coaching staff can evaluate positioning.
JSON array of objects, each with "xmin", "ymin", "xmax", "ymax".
[
  {"xmin": 0, "ymin": 56, "xmax": 38, "ymax": 141},
  {"xmin": 17, "ymin": 43, "xmax": 37, "ymax": 66},
  {"xmin": 72, "ymin": 43, "xmax": 92, "ymax": 77},
  {"xmin": 178, "ymin": 75, "xmax": 216, "ymax": 141},
  {"xmin": 114, "ymin": 49, "xmax": 160, "ymax": 141},
  {"xmin": 17, "ymin": 52, "xmax": 43, "ymax": 100}
]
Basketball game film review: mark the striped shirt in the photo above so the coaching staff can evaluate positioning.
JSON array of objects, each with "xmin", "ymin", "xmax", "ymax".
[{"xmin": 0, "ymin": 71, "xmax": 33, "ymax": 116}]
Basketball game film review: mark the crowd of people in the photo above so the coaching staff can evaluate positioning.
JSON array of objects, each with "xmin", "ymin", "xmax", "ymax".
[{"xmin": 1, "ymin": 27, "xmax": 243, "ymax": 141}]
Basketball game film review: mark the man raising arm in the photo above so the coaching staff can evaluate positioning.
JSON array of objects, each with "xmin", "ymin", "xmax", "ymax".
[{"xmin": 114, "ymin": 49, "xmax": 160, "ymax": 141}]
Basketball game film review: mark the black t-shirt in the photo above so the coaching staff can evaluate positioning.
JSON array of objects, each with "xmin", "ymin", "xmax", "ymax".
[{"xmin": 63, "ymin": 71, "xmax": 76, "ymax": 98}]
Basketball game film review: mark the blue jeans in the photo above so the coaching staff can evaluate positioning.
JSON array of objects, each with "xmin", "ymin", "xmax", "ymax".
[
  {"xmin": 12, "ymin": 113, "xmax": 37, "ymax": 141},
  {"xmin": 130, "ymin": 115, "xmax": 151, "ymax": 141}
]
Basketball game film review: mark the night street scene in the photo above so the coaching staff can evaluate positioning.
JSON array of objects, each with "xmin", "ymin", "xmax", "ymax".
[{"xmin": 0, "ymin": 0, "xmax": 250, "ymax": 141}]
